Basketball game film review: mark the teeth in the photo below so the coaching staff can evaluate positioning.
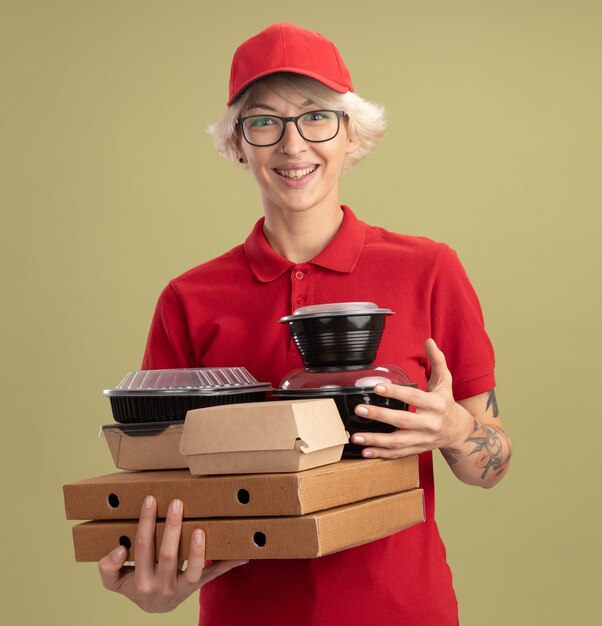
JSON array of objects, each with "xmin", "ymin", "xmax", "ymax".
[{"xmin": 275, "ymin": 166, "xmax": 317, "ymax": 179}]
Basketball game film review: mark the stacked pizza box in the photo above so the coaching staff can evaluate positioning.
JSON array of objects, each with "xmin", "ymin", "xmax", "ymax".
[{"xmin": 63, "ymin": 369, "xmax": 424, "ymax": 562}]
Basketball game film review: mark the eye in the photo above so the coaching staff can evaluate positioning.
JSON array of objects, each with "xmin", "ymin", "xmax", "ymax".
[
  {"xmin": 304, "ymin": 111, "xmax": 333, "ymax": 123},
  {"xmin": 248, "ymin": 116, "xmax": 276, "ymax": 128}
]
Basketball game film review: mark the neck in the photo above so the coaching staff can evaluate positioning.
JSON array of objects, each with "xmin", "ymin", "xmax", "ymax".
[{"xmin": 263, "ymin": 204, "xmax": 344, "ymax": 263}]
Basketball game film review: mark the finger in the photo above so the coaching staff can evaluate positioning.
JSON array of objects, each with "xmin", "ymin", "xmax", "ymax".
[
  {"xmin": 351, "ymin": 429, "xmax": 424, "ymax": 451},
  {"xmin": 133, "ymin": 495, "xmax": 157, "ymax": 586},
  {"xmin": 181, "ymin": 529, "xmax": 206, "ymax": 586},
  {"xmin": 360, "ymin": 444, "xmax": 428, "ymax": 459},
  {"xmin": 98, "ymin": 545, "xmax": 128, "ymax": 591},
  {"xmin": 354, "ymin": 403, "xmax": 444, "ymax": 432},
  {"xmin": 155, "ymin": 499, "xmax": 184, "ymax": 586},
  {"xmin": 425, "ymin": 338, "xmax": 452, "ymax": 390},
  {"xmin": 371, "ymin": 382, "xmax": 429, "ymax": 409},
  {"xmin": 354, "ymin": 404, "xmax": 417, "ymax": 428},
  {"xmin": 184, "ymin": 530, "xmax": 249, "ymax": 587},
  {"xmin": 360, "ymin": 385, "xmax": 444, "ymax": 414}
]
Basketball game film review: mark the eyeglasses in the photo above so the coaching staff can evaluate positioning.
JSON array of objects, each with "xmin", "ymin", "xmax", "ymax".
[{"xmin": 237, "ymin": 110, "xmax": 346, "ymax": 147}]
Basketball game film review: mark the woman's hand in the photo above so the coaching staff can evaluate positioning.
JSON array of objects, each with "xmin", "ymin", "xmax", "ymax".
[
  {"xmin": 98, "ymin": 496, "xmax": 249, "ymax": 613},
  {"xmin": 351, "ymin": 338, "xmax": 471, "ymax": 458},
  {"xmin": 351, "ymin": 338, "xmax": 512, "ymax": 487}
]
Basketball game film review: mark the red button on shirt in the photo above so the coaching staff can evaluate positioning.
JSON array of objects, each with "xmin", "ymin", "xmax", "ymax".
[
  {"xmin": 142, "ymin": 206, "xmax": 494, "ymax": 626},
  {"xmin": 294, "ymin": 270, "xmax": 304, "ymax": 280}
]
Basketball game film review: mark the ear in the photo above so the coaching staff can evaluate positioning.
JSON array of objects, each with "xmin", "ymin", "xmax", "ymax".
[
  {"xmin": 345, "ymin": 134, "xmax": 360, "ymax": 155},
  {"xmin": 340, "ymin": 113, "xmax": 360, "ymax": 155},
  {"xmin": 237, "ymin": 144, "xmax": 250, "ymax": 164},
  {"xmin": 236, "ymin": 139, "xmax": 249, "ymax": 165},
  {"xmin": 234, "ymin": 129, "xmax": 247, "ymax": 161}
]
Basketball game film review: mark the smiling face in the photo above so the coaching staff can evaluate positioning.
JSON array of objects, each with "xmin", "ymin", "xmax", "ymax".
[{"xmin": 237, "ymin": 83, "xmax": 359, "ymax": 219}]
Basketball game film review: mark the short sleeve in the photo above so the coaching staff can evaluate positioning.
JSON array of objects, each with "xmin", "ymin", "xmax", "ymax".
[
  {"xmin": 141, "ymin": 283, "xmax": 195, "ymax": 369},
  {"xmin": 430, "ymin": 246, "xmax": 496, "ymax": 400}
]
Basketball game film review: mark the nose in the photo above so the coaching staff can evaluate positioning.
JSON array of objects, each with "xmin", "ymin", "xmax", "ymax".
[{"xmin": 279, "ymin": 119, "xmax": 307, "ymax": 155}]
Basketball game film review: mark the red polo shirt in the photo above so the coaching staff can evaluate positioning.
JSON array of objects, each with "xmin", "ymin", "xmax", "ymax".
[{"xmin": 143, "ymin": 206, "xmax": 495, "ymax": 626}]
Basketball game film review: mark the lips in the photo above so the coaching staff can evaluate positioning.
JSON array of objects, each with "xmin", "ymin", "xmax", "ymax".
[{"xmin": 274, "ymin": 165, "xmax": 318, "ymax": 179}]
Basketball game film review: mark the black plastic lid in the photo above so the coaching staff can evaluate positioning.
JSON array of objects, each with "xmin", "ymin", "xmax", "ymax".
[
  {"xmin": 103, "ymin": 367, "xmax": 271, "ymax": 397},
  {"xmin": 278, "ymin": 364, "xmax": 413, "ymax": 393},
  {"xmin": 100, "ymin": 421, "xmax": 185, "ymax": 436},
  {"xmin": 279, "ymin": 302, "xmax": 393, "ymax": 323}
]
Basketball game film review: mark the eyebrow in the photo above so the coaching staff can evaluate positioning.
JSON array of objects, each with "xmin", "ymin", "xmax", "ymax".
[
  {"xmin": 244, "ymin": 99, "xmax": 316, "ymax": 113},
  {"xmin": 245, "ymin": 102, "xmax": 278, "ymax": 113}
]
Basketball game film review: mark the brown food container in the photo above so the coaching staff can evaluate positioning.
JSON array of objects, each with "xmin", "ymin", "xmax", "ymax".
[
  {"xmin": 179, "ymin": 399, "xmax": 349, "ymax": 475},
  {"xmin": 71, "ymin": 489, "xmax": 425, "ymax": 561},
  {"xmin": 63, "ymin": 456, "xmax": 420, "ymax": 519}
]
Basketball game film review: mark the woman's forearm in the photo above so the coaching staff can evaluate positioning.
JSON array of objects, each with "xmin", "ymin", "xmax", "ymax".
[
  {"xmin": 441, "ymin": 402, "xmax": 512, "ymax": 488},
  {"xmin": 349, "ymin": 345, "xmax": 512, "ymax": 489}
]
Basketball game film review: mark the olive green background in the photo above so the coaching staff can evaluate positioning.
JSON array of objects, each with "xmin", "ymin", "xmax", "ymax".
[{"xmin": 2, "ymin": 1, "xmax": 600, "ymax": 624}]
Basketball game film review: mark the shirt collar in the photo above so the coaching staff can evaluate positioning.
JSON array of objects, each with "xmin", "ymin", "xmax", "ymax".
[{"xmin": 244, "ymin": 206, "xmax": 366, "ymax": 283}]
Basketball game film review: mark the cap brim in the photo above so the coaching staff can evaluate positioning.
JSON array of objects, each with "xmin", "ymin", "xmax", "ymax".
[{"xmin": 227, "ymin": 67, "xmax": 351, "ymax": 106}]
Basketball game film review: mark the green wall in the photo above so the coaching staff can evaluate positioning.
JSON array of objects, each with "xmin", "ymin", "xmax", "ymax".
[{"xmin": 2, "ymin": 1, "xmax": 600, "ymax": 624}]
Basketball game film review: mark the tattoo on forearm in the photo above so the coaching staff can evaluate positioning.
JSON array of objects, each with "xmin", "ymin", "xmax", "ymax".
[
  {"xmin": 486, "ymin": 389, "xmax": 499, "ymax": 417},
  {"xmin": 465, "ymin": 418, "xmax": 511, "ymax": 479}
]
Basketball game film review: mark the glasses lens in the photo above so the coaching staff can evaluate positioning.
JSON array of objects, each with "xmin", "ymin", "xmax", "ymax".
[
  {"xmin": 298, "ymin": 111, "xmax": 340, "ymax": 142},
  {"xmin": 242, "ymin": 116, "xmax": 284, "ymax": 146}
]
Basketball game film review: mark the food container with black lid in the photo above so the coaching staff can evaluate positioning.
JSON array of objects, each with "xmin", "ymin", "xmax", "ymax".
[
  {"xmin": 101, "ymin": 421, "xmax": 187, "ymax": 470},
  {"xmin": 103, "ymin": 367, "xmax": 272, "ymax": 424},
  {"xmin": 278, "ymin": 302, "xmax": 416, "ymax": 458},
  {"xmin": 279, "ymin": 302, "xmax": 394, "ymax": 368},
  {"xmin": 276, "ymin": 364, "xmax": 416, "ymax": 458}
]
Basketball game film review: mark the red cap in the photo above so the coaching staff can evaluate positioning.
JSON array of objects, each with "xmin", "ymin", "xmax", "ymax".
[{"xmin": 227, "ymin": 23, "xmax": 354, "ymax": 106}]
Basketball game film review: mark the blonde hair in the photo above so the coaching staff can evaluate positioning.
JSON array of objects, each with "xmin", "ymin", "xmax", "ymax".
[{"xmin": 207, "ymin": 73, "xmax": 386, "ymax": 174}]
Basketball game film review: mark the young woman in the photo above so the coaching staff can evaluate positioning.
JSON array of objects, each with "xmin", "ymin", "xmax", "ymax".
[{"xmin": 98, "ymin": 22, "xmax": 512, "ymax": 625}]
